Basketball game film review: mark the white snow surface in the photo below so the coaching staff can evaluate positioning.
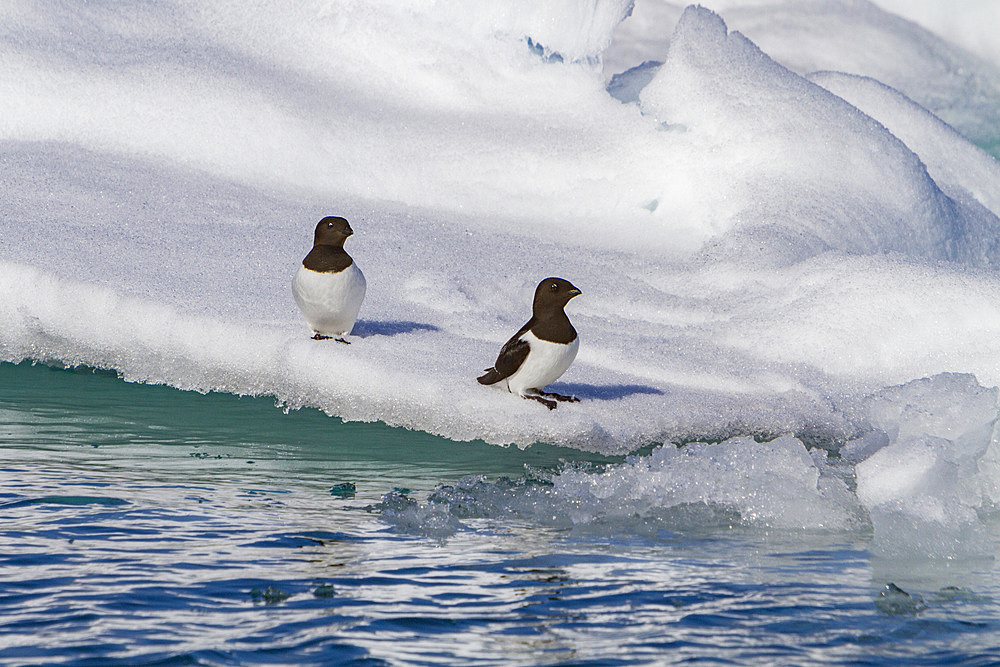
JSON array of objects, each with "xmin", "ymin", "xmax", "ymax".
[
  {"xmin": 606, "ymin": 0, "xmax": 1000, "ymax": 152},
  {"xmin": 4, "ymin": 1, "xmax": 1000, "ymax": 555},
  {"xmin": 870, "ymin": 0, "xmax": 1000, "ymax": 69},
  {"xmin": 3, "ymin": 0, "xmax": 1000, "ymax": 450}
]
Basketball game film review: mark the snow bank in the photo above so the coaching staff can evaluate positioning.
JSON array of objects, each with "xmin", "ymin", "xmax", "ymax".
[
  {"xmin": 3, "ymin": 2, "xmax": 1000, "ymax": 450},
  {"xmin": 638, "ymin": 6, "xmax": 1000, "ymax": 265},
  {"xmin": 2, "ymin": 2, "xmax": 1000, "ymax": 553},
  {"xmin": 607, "ymin": 0, "xmax": 1000, "ymax": 153},
  {"xmin": 808, "ymin": 71, "xmax": 1000, "ymax": 218},
  {"xmin": 870, "ymin": 0, "xmax": 1000, "ymax": 69},
  {"xmin": 0, "ymin": 0, "xmax": 661, "ymax": 255}
]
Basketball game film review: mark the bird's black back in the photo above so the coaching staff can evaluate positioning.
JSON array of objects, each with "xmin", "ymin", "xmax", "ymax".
[{"xmin": 477, "ymin": 319, "xmax": 533, "ymax": 385}]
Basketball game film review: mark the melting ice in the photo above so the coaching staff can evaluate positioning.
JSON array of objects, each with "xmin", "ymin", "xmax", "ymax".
[{"xmin": 2, "ymin": 0, "xmax": 1000, "ymax": 558}]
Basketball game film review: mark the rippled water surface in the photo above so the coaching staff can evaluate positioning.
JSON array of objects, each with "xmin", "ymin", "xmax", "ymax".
[{"xmin": 3, "ymin": 361, "xmax": 1000, "ymax": 665}]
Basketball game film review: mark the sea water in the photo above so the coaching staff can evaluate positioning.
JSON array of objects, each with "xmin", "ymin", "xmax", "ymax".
[{"xmin": 4, "ymin": 360, "xmax": 1000, "ymax": 665}]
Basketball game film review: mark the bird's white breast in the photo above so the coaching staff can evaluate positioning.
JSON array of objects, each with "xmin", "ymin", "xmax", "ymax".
[
  {"xmin": 292, "ymin": 263, "xmax": 366, "ymax": 336},
  {"xmin": 505, "ymin": 331, "xmax": 579, "ymax": 396}
]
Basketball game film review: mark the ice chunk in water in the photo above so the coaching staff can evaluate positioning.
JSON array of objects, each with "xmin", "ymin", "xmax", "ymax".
[
  {"xmin": 875, "ymin": 583, "xmax": 926, "ymax": 616},
  {"xmin": 867, "ymin": 373, "xmax": 998, "ymax": 458},
  {"xmin": 856, "ymin": 374, "xmax": 1000, "ymax": 559},
  {"xmin": 554, "ymin": 435, "xmax": 863, "ymax": 531},
  {"xmin": 376, "ymin": 435, "xmax": 865, "ymax": 539}
]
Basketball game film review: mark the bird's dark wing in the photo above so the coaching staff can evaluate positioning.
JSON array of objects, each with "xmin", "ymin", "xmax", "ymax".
[{"xmin": 477, "ymin": 319, "xmax": 533, "ymax": 385}]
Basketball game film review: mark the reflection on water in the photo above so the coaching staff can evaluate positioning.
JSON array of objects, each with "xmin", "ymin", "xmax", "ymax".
[
  {"xmin": 2, "ymin": 361, "xmax": 1000, "ymax": 664},
  {"xmin": 3, "ymin": 361, "xmax": 620, "ymax": 490}
]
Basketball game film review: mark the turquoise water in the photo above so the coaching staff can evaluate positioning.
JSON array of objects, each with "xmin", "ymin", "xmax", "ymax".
[
  {"xmin": 980, "ymin": 139, "xmax": 1000, "ymax": 161},
  {"xmin": 3, "ymin": 361, "xmax": 1000, "ymax": 665}
]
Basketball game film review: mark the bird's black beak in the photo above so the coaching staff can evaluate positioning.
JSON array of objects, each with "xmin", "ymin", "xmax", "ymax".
[
  {"xmin": 568, "ymin": 288, "xmax": 581, "ymax": 298},
  {"xmin": 345, "ymin": 228, "xmax": 354, "ymax": 236}
]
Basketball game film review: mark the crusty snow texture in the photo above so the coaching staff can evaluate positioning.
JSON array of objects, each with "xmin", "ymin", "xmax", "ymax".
[{"xmin": 3, "ymin": 1, "xmax": 1000, "ymax": 556}]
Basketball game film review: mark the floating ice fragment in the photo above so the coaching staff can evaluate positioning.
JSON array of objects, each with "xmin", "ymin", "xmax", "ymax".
[
  {"xmin": 875, "ymin": 583, "xmax": 926, "ymax": 616},
  {"xmin": 927, "ymin": 585, "xmax": 983, "ymax": 604},
  {"xmin": 855, "ymin": 373, "xmax": 1000, "ymax": 559},
  {"xmin": 839, "ymin": 431, "xmax": 889, "ymax": 465},
  {"xmin": 313, "ymin": 584, "xmax": 337, "ymax": 598},
  {"xmin": 374, "ymin": 437, "xmax": 865, "ymax": 539},
  {"xmin": 867, "ymin": 373, "xmax": 999, "ymax": 457},
  {"xmin": 329, "ymin": 483, "xmax": 357, "ymax": 498},
  {"xmin": 555, "ymin": 436, "xmax": 864, "ymax": 531},
  {"xmin": 372, "ymin": 491, "xmax": 465, "ymax": 540},
  {"xmin": 250, "ymin": 586, "xmax": 291, "ymax": 605}
]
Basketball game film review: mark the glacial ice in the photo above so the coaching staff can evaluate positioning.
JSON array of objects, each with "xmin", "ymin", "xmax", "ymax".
[
  {"xmin": 380, "ymin": 373, "xmax": 1000, "ymax": 560},
  {"xmin": 856, "ymin": 374, "xmax": 1000, "ymax": 559},
  {"xmin": 2, "ymin": 1, "xmax": 1000, "ymax": 557}
]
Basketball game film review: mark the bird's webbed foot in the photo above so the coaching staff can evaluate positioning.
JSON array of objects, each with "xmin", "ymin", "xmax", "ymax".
[
  {"xmin": 533, "ymin": 389, "xmax": 579, "ymax": 403},
  {"xmin": 311, "ymin": 333, "xmax": 351, "ymax": 344},
  {"xmin": 523, "ymin": 394, "xmax": 557, "ymax": 410}
]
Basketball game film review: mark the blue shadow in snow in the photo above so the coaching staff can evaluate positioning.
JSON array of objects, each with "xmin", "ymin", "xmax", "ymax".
[
  {"xmin": 351, "ymin": 320, "xmax": 439, "ymax": 338},
  {"xmin": 546, "ymin": 382, "xmax": 665, "ymax": 401}
]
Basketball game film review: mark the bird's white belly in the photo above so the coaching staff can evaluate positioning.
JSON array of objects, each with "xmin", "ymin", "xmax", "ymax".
[
  {"xmin": 292, "ymin": 263, "xmax": 366, "ymax": 336},
  {"xmin": 505, "ymin": 332, "xmax": 579, "ymax": 395}
]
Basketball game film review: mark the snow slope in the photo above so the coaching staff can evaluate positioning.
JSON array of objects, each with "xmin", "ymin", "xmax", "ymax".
[
  {"xmin": 3, "ymin": 1, "xmax": 1000, "ymax": 555},
  {"xmin": 606, "ymin": 0, "xmax": 1000, "ymax": 153}
]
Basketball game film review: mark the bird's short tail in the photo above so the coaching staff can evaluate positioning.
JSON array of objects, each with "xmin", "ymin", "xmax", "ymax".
[{"xmin": 477, "ymin": 368, "xmax": 502, "ymax": 385}]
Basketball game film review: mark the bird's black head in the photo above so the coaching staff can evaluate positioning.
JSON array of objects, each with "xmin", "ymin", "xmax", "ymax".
[
  {"xmin": 532, "ymin": 277, "xmax": 581, "ymax": 316},
  {"xmin": 313, "ymin": 216, "xmax": 354, "ymax": 247}
]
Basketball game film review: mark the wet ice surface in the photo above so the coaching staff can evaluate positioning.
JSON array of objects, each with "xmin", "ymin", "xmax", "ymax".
[{"xmin": 4, "ymin": 362, "xmax": 1000, "ymax": 665}]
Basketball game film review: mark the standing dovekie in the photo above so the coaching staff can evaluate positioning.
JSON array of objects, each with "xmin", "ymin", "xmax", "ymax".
[
  {"xmin": 292, "ymin": 216, "xmax": 366, "ymax": 343},
  {"xmin": 477, "ymin": 277, "xmax": 582, "ymax": 409}
]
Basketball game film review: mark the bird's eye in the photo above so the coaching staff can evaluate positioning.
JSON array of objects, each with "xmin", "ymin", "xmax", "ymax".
[
  {"xmin": 327, "ymin": 222, "xmax": 334, "ymax": 227},
  {"xmin": 550, "ymin": 283, "xmax": 558, "ymax": 291}
]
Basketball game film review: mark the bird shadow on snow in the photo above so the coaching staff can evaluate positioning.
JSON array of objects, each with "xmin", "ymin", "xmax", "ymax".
[
  {"xmin": 547, "ymin": 382, "xmax": 665, "ymax": 401},
  {"xmin": 351, "ymin": 319, "xmax": 440, "ymax": 338}
]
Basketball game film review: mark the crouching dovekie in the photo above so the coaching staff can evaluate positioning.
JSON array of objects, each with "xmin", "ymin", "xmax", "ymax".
[
  {"xmin": 477, "ymin": 278, "xmax": 581, "ymax": 409},
  {"xmin": 292, "ymin": 216, "xmax": 366, "ymax": 343}
]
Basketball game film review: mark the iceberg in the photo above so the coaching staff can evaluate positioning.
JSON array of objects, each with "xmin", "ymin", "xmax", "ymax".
[
  {"xmin": 3, "ymin": 0, "xmax": 1000, "ymax": 555},
  {"xmin": 3, "ymin": 1, "xmax": 1000, "ymax": 451}
]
